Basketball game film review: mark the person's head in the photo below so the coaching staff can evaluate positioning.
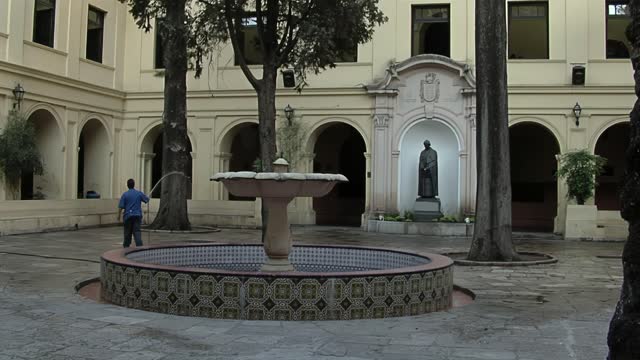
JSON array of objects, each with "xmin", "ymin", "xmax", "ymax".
[
  {"xmin": 126, "ymin": 178, "xmax": 135, "ymax": 189},
  {"xmin": 423, "ymin": 139, "xmax": 431, "ymax": 149}
]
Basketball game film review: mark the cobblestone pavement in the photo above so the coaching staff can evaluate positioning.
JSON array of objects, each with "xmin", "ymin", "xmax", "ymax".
[{"xmin": 0, "ymin": 226, "xmax": 625, "ymax": 359}]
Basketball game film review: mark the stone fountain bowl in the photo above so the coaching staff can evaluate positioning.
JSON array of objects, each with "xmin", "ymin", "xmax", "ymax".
[
  {"xmin": 100, "ymin": 244, "xmax": 454, "ymax": 320},
  {"xmin": 211, "ymin": 172, "xmax": 348, "ymax": 198}
]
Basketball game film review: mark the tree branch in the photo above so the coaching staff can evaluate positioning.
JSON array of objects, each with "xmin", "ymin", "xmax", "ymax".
[
  {"xmin": 276, "ymin": 0, "xmax": 314, "ymax": 65},
  {"xmin": 223, "ymin": 0, "xmax": 261, "ymax": 90},
  {"xmin": 255, "ymin": 0, "xmax": 266, "ymax": 54}
]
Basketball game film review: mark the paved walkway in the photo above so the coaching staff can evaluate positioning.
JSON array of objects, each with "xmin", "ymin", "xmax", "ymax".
[{"xmin": 0, "ymin": 226, "xmax": 624, "ymax": 359}]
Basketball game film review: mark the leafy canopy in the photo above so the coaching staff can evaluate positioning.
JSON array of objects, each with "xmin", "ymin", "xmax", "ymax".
[
  {"xmin": 191, "ymin": 0, "xmax": 387, "ymax": 88},
  {"xmin": 0, "ymin": 111, "xmax": 44, "ymax": 189},
  {"xmin": 557, "ymin": 149, "xmax": 607, "ymax": 205}
]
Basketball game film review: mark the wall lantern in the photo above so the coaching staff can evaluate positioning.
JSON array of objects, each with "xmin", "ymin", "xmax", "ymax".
[
  {"xmin": 12, "ymin": 84, "xmax": 25, "ymax": 110},
  {"xmin": 284, "ymin": 104, "xmax": 294, "ymax": 125},
  {"xmin": 572, "ymin": 102, "xmax": 582, "ymax": 127}
]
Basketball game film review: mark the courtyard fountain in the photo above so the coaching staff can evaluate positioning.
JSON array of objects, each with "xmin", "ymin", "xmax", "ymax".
[{"xmin": 100, "ymin": 159, "xmax": 454, "ymax": 320}]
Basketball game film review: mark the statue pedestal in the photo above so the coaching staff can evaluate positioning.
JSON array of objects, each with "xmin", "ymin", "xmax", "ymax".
[{"xmin": 414, "ymin": 198, "xmax": 443, "ymax": 222}]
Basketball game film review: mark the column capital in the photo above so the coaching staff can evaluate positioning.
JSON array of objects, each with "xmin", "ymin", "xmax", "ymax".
[{"xmin": 373, "ymin": 114, "xmax": 391, "ymax": 128}]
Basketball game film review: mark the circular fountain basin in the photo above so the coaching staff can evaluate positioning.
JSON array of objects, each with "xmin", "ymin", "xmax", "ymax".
[
  {"xmin": 211, "ymin": 172, "xmax": 348, "ymax": 198},
  {"xmin": 100, "ymin": 244, "xmax": 454, "ymax": 320}
]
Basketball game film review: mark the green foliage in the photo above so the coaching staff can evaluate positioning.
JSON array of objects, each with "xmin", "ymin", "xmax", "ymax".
[
  {"xmin": 276, "ymin": 117, "xmax": 307, "ymax": 171},
  {"xmin": 190, "ymin": 0, "xmax": 388, "ymax": 87},
  {"xmin": 557, "ymin": 149, "xmax": 607, "ymax": 205},
  {"xmin": 119, "ymin": 0, "xmax": 205, "ymax": 72},
  {"xmin": 378, "ymin": 212, "xmax": 414, "ymax": 222},
  {"xmin": 0, "ymin": 111, "xmax": 44, "ymax": 190},
  {"xmin": 252, "ymin": 158, "xmax": 263, "ymax": 172},
  {"xmin": 435, "ymin": 215, "xmax": 459, "ymax": 223},
  {"xmin": 403, "ymin": 211, "xmax": 415, "ymax": 222}
]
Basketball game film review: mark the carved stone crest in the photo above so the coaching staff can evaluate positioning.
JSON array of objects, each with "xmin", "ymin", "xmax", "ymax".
[{"xmin": 420, "ymin": 73, "xmax": 440, "ymax": 103}]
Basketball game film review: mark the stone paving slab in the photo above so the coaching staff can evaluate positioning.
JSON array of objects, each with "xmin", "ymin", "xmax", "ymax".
[{"xmin": 0, "ymin": 226, "xmax": 626, "ymax": 359}]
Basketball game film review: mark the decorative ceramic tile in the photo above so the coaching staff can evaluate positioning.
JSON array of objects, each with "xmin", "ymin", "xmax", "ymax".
[{"xmin": 101, "ymin": 245, "xmax": 454, "ymax": 321}]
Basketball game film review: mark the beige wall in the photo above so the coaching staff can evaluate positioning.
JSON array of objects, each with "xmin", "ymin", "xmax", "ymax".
[{"xmin": 0, "ymin": 0, "xmax": 634, "ymax": 238}]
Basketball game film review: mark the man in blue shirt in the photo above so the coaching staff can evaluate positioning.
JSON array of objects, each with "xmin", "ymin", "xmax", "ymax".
[{"xmin": 117, "ymin": 178, "xmax": 150, "ymax": 247}]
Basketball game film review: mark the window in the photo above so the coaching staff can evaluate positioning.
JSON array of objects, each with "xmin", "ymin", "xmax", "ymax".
[
  {"xmin": 235, "ymin": 17, "xmax": 262, "ymax": 65},
  {"xmin": 508, "ymin": 2, "xmax": 548, "ymax": 59},
  {"xmin": 154, "ymin": 18, "xmax": 166, "ymax": 69},
  {"xmin": 86, "ymin": 6, "xmax": 105, "ymax": 63},
  {"xmin": 412, "ymin": 5, "xmax": 450, "ymax": 57},
  {"xmin": 607, "ymin": 0, "xmax": 631, "ymax": 59},
  {"xmin": 234, "ymin": 17, "xmax": 357, "ymax": 65},
  {"xmin": 334, "ymin": 37, "xmax": 358, "ymax": 63},
  {"xmin": 33, "ymin": 0, "xmax": 56, "ymax": 47}
]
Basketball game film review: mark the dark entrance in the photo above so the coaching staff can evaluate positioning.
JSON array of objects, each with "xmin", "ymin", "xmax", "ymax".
[
  {"xmin": 510, "ymin": 123, "xmax": 560, "ymax": 232},
  {"xmin": 595, "ymin": 122, "xmax": 630, "ymax": 210},
  {"xmin": 229, "ymin": 123, "xmax": 259, "ymax": 201},
  {"xmin": 313, "ymin": 123, "xmax": 366, "ymax": 226},
  {"xmin": 150, "ymin": 130, "xmax": 193, "ymax": 199}
]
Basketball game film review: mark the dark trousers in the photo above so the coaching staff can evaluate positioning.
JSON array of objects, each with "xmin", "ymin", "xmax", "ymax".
[{"xmin": 123, "ymin": 216, "xmax": 143, "ymax": 247}]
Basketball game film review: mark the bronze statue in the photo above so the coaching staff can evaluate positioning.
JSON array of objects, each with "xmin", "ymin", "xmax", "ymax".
[{"xmin": 418, "ymin": 139, "xmax": 438, "ymax": 198}]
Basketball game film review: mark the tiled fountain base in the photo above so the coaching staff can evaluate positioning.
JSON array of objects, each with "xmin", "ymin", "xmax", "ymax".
[{"xmin": 100, "ymin": 244, "xmax": 454, "ymax": 320}]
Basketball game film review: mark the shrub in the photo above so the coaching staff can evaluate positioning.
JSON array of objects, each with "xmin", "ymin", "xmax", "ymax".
[
  {"xmin": 0, "ymin": 111, "xmax": 43, "ymax": 191},
  {"xmin": 276, "ymin": 116, "xmax": 307, "ymax": 172},
  {"xmin": 557, "ymin": 150, "xmax": 606, "ymax": 205},
  {"xmin": 436, "ymin": 215, "xmax": 459, "ymax": 223}
]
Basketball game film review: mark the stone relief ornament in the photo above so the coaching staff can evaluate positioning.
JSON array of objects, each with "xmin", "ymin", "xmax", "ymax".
[
  {"xmin": 373, "ymin": 115, "xmax": 390, "ymax": 128},
  {"xmin": 386, "ymin": 59, "xmax": 400, "ymax": 80},
  {"xmin": 420, "ymin": 73, "xmax": 440, "ymax": 103}
]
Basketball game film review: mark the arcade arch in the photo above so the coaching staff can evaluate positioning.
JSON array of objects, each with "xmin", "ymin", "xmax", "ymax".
[
  {"xmin": 595, "ymin": 122, "xmax": 630, "ymax": 210},
  {"xmin": 139, "ymin": 125, "xmax": 193, "ymax": 199},
  {"xmin": 310, "ymin": 122, "xmax": 366, "ymax": 226},
  {"xmin": 21, "ymin": 109, "xmax": 64, "ymax": 200},
  {"xmin": 77, "ymin": 118, "xmax": 110, "ymax": 198},
  {"xmin": 509, "ymin": 122, "xmax": 560, "ymax": 232},
  {"xmin": 222, "ymin": 122, "xmax": 259, "ymax": 201}
]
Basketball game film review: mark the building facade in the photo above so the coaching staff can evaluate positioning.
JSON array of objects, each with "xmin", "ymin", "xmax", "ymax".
[{"xmin": 0, "ymin": 0, "xmax": 633, "ymax": 238}]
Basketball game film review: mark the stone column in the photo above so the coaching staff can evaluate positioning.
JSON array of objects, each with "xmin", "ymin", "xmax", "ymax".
[
  {"xmin": 368, "ymin": 88, "xmax": 398, "ymax": 217},
  {"xmin": 63, "ymin": 109, "xmax": 78, "ymax": 200},
  {"xmin": 463, "ymin": 88, "xmax": 477, "ymax": 214},
  {"xmin": 139, "ymin": 152, "xmax": 155, "ymax": 194},
  {"xmin": 290, "ymin": 152, "xmax": 316, "ymax": 224},
  {"xmin": 190, "ymin": 151, "xmax": 197, "ymax": 200},
  {"xmin": 389, "ymin": 150, "xmax": 400, "ymax": 213},
  {"xmin": 555, "ymin": 154, "xmax": 568, "ymax": 235},
  {"xmin": 363, "ymin": 152, "xmax": 372, "ymax": 214},
  {"xmin": 213, "ymin": 152, "xmax": 231, "ymax": 200},
  {"xmin": 371, "ymin": 113, "xmax": 391, "ymax": 215}
]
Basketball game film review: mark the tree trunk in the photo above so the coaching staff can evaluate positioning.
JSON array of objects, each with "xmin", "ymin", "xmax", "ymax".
[
  {"xmin": 149, "ymin": 0, "xmax": 191, "ymax": 230},
  {"xmin": 467, "ymin": 0, "xmax": 518, "ymax": 261},
  {"xmin": 607, "ymin": 2, "xmax": 640, "ymax": 357},
  {"xmin": 257, "ymin": 66, "xmax": 278, "ymax": 242},
  {"xmin": 258, "ymin": 67, "xmax": 278, "ymax": 172}
]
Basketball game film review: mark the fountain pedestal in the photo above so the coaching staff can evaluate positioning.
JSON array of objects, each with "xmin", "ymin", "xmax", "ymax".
[
  {"xmin": 212, "ymin": 160, "xmax": 347, "ymax": 272},
  {"xmin": 261, "ymin": 196, "xmax": 295, "ymax": 271}
]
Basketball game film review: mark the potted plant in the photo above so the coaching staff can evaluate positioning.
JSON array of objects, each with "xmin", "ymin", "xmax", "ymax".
[{"xmin": 557, "ymin": 149, "xmax": 606, "ymax": 239}]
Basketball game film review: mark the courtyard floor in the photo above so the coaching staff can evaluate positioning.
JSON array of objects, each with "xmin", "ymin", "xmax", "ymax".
[{"xmin": 0, "ymin": 226, "xmax": 625, "ymax": 360}]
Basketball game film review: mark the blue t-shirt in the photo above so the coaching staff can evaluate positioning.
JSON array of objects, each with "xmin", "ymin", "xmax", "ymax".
[{"xmin": 118, "ymin": 189, "xmax": 150, "ymax": 221}]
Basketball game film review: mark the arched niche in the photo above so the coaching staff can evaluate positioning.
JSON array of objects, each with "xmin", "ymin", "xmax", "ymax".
[
  {"xmin": 22, "ymin": 109, "xmax": 64, "ymax": 200},
  {"xmin": 398, "ymin": 119, "xmax": 459, "ymax": 216},
  {"xmin": 310, "ymin": 122, "xmax": 366, "ymax": 226},
  {"xmin": 595, "ymin": 122, "xmax": 630, "ymax": 211},
  {"xmin": 510, "ymin": 122, "xmax": 560, "ymax": 232},
  {"xmin": 77, "ymin": 118, "xmax": 110, "ymax": 199}
]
